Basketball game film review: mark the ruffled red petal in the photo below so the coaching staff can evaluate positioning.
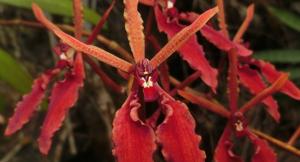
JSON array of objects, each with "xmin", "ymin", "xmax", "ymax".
[
  {"xmin": 38, "ymin": 55, "xmax": 84, "ymax": 154},
  {"xmin": 247, "ymin": 130, "xmax": 277, "ymax": 162},
  {"xmin": 112, "ymin": 93, "xmax": 156, "ymax": 162},
  {"xmin": 154, "ymin": 6, "xmax": 218, "ymax": 91},
  {"xmin": 255, "ymin": 60, "xmax": 300, "ymax": 100},
  {"xmin": 156, "ymin": 90, "xmax": 206, "ymax": 162},
  {"xmin": 5, "ymin": 70, "xmax": 56, "ymax": 136},
  {"xmin": 214, "ymin": 123, "xmax": 242, "ymax": 162},
  {"xmin": 238, "ymin": 65, "xmax": 280, "ymax": 121},
  {"xmin": 200, "ymin": 25, "xmax": 252, "ymax": 56}
]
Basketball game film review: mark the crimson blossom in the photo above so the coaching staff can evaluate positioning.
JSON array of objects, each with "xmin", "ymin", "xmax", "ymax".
[{"xmin": 7, "ymin": 0, "xmax": 221, "ymax": 161}]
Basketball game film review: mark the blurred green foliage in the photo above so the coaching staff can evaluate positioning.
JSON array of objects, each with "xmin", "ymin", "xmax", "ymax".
[
  {"xmin": 0, "ymin": 48, "xmax": 32, "ymax": 93},
  {"xmin": 0, "ymin": 0, "xmax": 101, "ymax": 25},
  {"xmin": 268, "ymin": 6, "xmax": 300, "ymax": 32},
  {"xmin": 254, "ymin": 49, "xmax": 300, "ymax": 64}
]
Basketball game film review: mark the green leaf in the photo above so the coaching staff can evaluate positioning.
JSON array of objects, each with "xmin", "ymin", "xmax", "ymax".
[
  {"xmin": 0, "ymin": 0, "xmax": 101, "ymax": 25},
  {"xmin": 254, "ymin": 49, "xmax": 300, "ymax": 63},
  {"xmin": 268, "ymin": 6, "xmax": 300, "ymax": 32},
  {"xmin": 281, "ymin": 67, "xmax": 300, "ymax": 80},
  {"xmin": 0, "ymin": 49, "xmax": 32, "ymax": 93}
]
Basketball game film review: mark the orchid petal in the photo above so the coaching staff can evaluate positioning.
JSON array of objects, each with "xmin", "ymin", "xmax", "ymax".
[
  {"xmin": 112, "ymin": 93, "xmax": 156, "ymax": 162},
  {"xmin": 255, "ymin": 60, "xmax": 300, "ymax": 100},
  {"xmin": 150, "ymin": 6, "xmax": 219, "ymax": 68},
  {"xmin": 238, "ymin": 65, "xmax": 280, "ymax": 122},
  {"xmin": 154, "ymin": 6, "xmax": 218, "ymax": 91},
  {"xmin": 156, "ymin": 90, "xmax": 206, "ymax": 162},
  {"xmin": 214, "ymin": 123, "xmax": 242, "ymax": 162},
  {"xmin": 247, "ymin": 130, "xmax": 277, "ymax": 162},
  {"xmin": 32, "ymin": 3, "xmax": 132, "ymax": 72},
  {"xmin": 5, "ymin": 70, "xmax": 56, "ymax": 136},
  {"xmin": 200, "ymin": 25, "xmax": 252, "ymax": 56},
  {"xmin": 38, "ymin": 55, "xmax": 84, "ymax": 154},
  {"xmin": 124, "ymin": 0, "xmax": 145, "ymax": 62}
]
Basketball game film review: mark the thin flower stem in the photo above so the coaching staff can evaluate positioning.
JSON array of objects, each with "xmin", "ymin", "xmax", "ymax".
[
  {"xmin": 144, "ymin": 9, "xmax": 154, "ymax": 37},
  {"xmin": 216, "ymin": 0, "xmax": 229, "ymax": 37},
  {"xmin": 227, "ymin": 48, "xmax": 239, "ymax": 112},
  {"xmin": 233, "ymin": 4, "xmax": 255, "ymax": 43},
  {"xmin": 250, "ymin": 128, "xmax": 300, "ymax": 157},
  {"xmin": 240, "ymin": 73, "xmax": 289, "ymax": 114},
  {"xmin": 169, "ymin": 76, "xmax": 206, "ymax": 98},
  {"xmin": 288, "ymin": 125, "xmax": 300, "ymax": 146},
  {"xmin": 170, "ymin": 76, "xmax": 229, "ymax": 117},
  {"xmin": 0, "ymin": 19, "xmax": 133, "ymax": 62},
  {"xmin": 84, "ymin": 56, "xmax": 124, "ymax": 93},
  {"xmin": 86, "ymin": 0, "xmax": 116, "ymax": 44},
  {"xmin": 170, "ymin": 71, "xmax": 201, "ymax": 96},
  {"xmin": 178, "ymin": 90, "xmax": 230, "ymax": 118}
]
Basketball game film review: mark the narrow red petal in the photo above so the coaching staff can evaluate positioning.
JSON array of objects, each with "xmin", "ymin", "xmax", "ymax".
[
  {"xmin": 178, "ymin": 12, "xmax": 252, "ymax": 56},
  {"xmin": 38, "ymin": 57, "xmax": 84, "ymax": 154},
  {"xmin": 112, "ymin": 93, "xmax": 156, "ymax": 162},
  {"xmin": 32, "ymin": 3, "xmax": 132, "ymax": 72},
  {"xmin": 255, "ymin": 60, "xmax": 300, "ymax": 100},
  {"xmin": 200, "ymin": 25, "xmax": 252, "ymax": 56},
  {"xmin": 156, "ymin": 88, "xmax": 206, "ymax": 162},
  {"xmin": 150, "ymin": 6, "xmax": 218, "ymax": 68},
  {"xmin": 238, "ymin": 65, "xmax": 280, "ymax": 121},
  {"xmin": 5, "ymin": 71, "xmax": 55, "ymax": 136},
  {"xmin": 214, "ymin": 123, "xmax": 242, "ymax": 162},
  {"xmin": 247, "ymin": 130, "xmax": 277, "ymax": 162},
  {"xmin": 124, "ymin": 0, "xmax": 145, "ymax": 62},
  {"xmin": 154, "ymin": 6, "xmax": 218, "ymax": 91}
]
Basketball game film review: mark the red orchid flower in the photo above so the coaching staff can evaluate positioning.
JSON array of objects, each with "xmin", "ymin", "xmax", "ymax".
[
  {"xmin": 5, "ymin": 2, "xmax": 85, "ymax": 155},
  {"xmin": 179, "ymin": 70, "xmax": 289, "ymax": 162},
  {"xmin": 140, "ymin": 0, "xmax": 253, "ymax": 92},
  {"xmin": 161, "ymin": 2, "xmax": 300, "ymax": 122},
  {"xmin": 29, "ymin": 0, "xmax": 219, "ymax": 161},
  {"xmin": 4, "ymin": 0, "xmax": 118, "ymax": 154}
]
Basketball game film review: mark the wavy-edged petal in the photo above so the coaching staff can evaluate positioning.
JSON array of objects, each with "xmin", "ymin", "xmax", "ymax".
[
  {"xmin": 178, "ymin": 12, "xmax": 252, "ymax": 56},
  {"xmin": 200, "ymin": 25, "xmax": 252, "ymax": 56},
  {"xmin": 154, "ymin": 6, "xmax": 218, "ymax": 91},
  {"xmin": 38, "ymin": 55, "xmax": 84, "ymax": 154},
  {"xmin": 214, "ymin": 123, "xmax": 242, "ymax": 162},
  {"xmin": 5, "ymin": 70, "xmax": 56, "ymax": 136},
  {"xmin": 112, "ymin": 93, "xmax": 156, "ymax": 162},
  {"xmin": 124, "ymin": 0, "xmax": 145, "ymax": 62},
  {"xmin": 247, "ymin": 130, "xmax": 277, "ymax": 162},
  {"xmin": 156, "ymin": 89, "xmax": 206, "ymax": 162},
  {"xmin": 254, "ymin": 59, "xmax": 300, "ymax": 100},
  {"xmin": 238, "ymin": 65, "xmax": 280, "ymax": 121},
  {"xmin": 32, "ymin": 3, "xmax": 132, "ymax": 72},
  {"xmin": 150, "ymin": 6, "xmax": 219, "ymax": 68}
]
